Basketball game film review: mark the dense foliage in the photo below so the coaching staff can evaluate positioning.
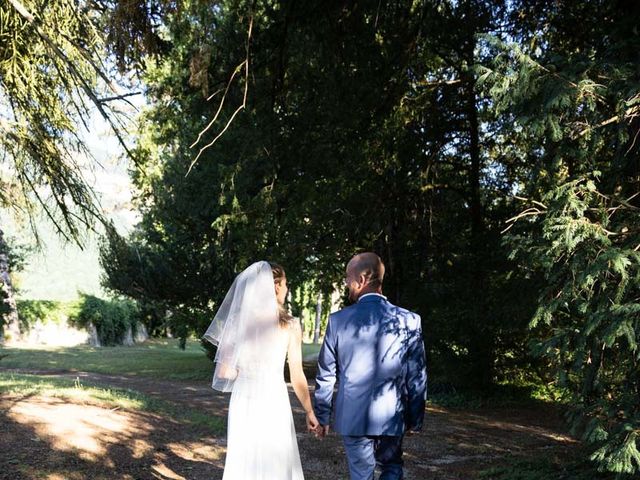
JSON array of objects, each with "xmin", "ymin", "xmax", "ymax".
[
  {"xmin": 2, "ymin": 0, "xmax": 637, "ymax": 474},
  {"xmin": 484, "ymin": 0, "xmax": 640, "ymax": 471},
  {"xmin": 0, "ymin": 0, "xmax": 139, "ymax": 242},
  {"xmin": 16, "ymin": 299, "xmax": 79, "ymax": 330},
  {"xmin": 100, "ymin": 0, "xmax": 538, "ymax": 391},
  {"xmin": 0, "ymin": 232, "xmax": 30, "ymax": 336},
  {"xmin": 69, "ymin": 294, "xmax": 140, "ymax": 346}
]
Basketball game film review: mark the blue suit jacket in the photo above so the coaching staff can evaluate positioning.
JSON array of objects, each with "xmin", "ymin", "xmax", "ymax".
[{"xmin": 314, "ymin": 294, "xmax": 427, "ymax": 436}]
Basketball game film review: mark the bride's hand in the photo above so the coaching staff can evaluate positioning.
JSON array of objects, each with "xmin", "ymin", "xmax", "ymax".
[
  {"xmin": 218, "ymin": 363, "xmax": 238, "ymax": 380},
  {"xmin": 306, "ymin": 411, "xmax": 320, "ymax": 434}
]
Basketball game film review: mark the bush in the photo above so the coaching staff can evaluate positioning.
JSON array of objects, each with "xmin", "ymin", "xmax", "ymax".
[
  {"xmin": 70, "ymin": 294, "xmax": 140, "ymax": 346},
  {"xmin": 200, "ymin": 337, "xmax": 217, "ymax": 361},
  {"xmin": 16, "ymin": 299, "xmax": 80, "ymax": 332}
]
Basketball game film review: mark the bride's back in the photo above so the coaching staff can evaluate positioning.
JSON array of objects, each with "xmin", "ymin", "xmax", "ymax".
[{"xmin": 236, "ymin": 322, "xmax": 291, "ymax": 380}]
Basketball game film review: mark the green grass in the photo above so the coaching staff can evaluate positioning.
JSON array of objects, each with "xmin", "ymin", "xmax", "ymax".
[
  {"xmin": 478, "ymin": 453, "xmax": 617, "ymax": 480},
  {"xmin": 428, "ymin": 380, "xmax": 567, "ymax": 409},
  {"xmin": 0, "ymin": 372, "xmax": 224, "ymax": 433},
  {"xmin": 301, "ymin": 342, "xmax": 322, "ymax": 358},
  {"xmin": 0, "ymin": 338, "xmax": 213, "ymax": 380},
  {"xmin": 0, "ymin": 338, "xmax": 324, "ymax": 381}
]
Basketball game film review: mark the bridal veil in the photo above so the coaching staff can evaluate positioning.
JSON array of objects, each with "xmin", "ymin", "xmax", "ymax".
[{"xmin": 203, "ymin": 261, "xmax": 280, "ymax": 392}]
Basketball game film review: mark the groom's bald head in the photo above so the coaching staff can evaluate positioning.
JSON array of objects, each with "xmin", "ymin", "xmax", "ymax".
[{"xmin": 345, "ymin": 253, "xmax": 385, "ymax": 301}]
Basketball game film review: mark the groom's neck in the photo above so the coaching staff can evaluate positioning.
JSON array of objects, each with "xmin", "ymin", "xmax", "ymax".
[{"xmin": 357, "ymin": 286, "xmax": 383, "ymax": 300}]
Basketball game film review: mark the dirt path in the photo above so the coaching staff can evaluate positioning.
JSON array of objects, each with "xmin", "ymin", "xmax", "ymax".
[{"xmin": 0, "ymin": 367, "xmax": 578, "ymax": 479}]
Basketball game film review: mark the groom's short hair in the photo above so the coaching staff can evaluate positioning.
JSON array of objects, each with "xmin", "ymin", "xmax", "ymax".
[{"xmin": 352, "ymin": 252, "xmax": 385, "ymax": 289}]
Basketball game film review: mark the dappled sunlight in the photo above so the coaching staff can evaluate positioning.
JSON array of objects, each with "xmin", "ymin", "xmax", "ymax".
[
  {"xmin": 130, "ymin": 438, "xmax": 155, "ymax": 459},
  {"xmin": 7, "ymin": 397, "xmax": 138, "ymax": 461},
  {"xmin": 462, "ymin": 415, "xmax": 577, "ymax": 444},
  {"xmin": 182, "ymin": 386, "xmax": 200, "ymax": 392},
  {"xmin": 151, "ymin": 462, "xmax": 186, "ymax": 480},
  {"xmin": 415, "ymin": 404, "xmax": 578, "ymax": 472},
  {"xmin": 1, "ymin": 391, "xmax": 223, "ymax": 479},
  {"xmin": 45, "ymin": 474, "xmax": 87, "ymax": 480},
  {"xmin": 433, "ymin": 407, "xmax": 577, "ymax": 445},
  {"xmin": 0, "ymin": 375, "xmax": 580, "ymax": 479},
  {"xmin": 152, "ymin": 440, "xmax": 226, "ymax": 479},
  {"xmin": 166, "ymin": 440, "xmax": 225, "ymax": 464},
  {"xmin": 369, "ymin": 382, "xmax": 399, "ymax": 425}
]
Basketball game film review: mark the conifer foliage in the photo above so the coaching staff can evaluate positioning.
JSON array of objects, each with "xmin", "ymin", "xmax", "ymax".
[{"xmin": 483, "ymin": 0, "xmax": 640, "ymax": 473}]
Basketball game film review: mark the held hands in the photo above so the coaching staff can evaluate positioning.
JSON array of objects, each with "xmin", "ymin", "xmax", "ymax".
[
  {"xmin": 305, "ymin": 411, "xmax": 328, "ymax": 439},
  {"xmin": 318, "ymin": 424, "xmax": 330, "ymax": 439}
]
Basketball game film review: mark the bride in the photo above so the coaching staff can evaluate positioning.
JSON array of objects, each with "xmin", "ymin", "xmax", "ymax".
[{"xmin": 204, "ymin": 261, "xmax": 319, "ymax": 480}]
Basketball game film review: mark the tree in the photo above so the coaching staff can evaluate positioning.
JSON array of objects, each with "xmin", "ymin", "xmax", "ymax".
[
  {"xmin": 0, "ymin": 229, "xmax": 19, "ymax": 342},
  {"xmin": 483, "ymin": 0, "xmax": 640, "ymax": 473},
  {"xmin": 0, "ymin": 228, "xmax": 30, "ymax": 343},
  {"xmin": 0, "ymin": 0, "xmax": 137, "ymax": 243},
  {"xmin": 100, "ymin": 0, "xmax": 543, "ymax": 392}
]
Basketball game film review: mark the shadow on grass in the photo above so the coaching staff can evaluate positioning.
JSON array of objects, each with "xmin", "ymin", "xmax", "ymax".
[
  {"xmin": 0, "ymin": 372, "xmax": 226, "ymax": 434},
  {"xmin": 0, "ymin": 394, "xmax": 224, "ymax": 480}
]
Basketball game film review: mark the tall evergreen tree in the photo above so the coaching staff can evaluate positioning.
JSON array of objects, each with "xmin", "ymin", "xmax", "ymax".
[
  {"xmin": 101, "ymin": 0, "xmax": 541, "ymax": 390},
  {"xmin": 482, "ymin": 0, "xmax": 640, "ymax": 473}
]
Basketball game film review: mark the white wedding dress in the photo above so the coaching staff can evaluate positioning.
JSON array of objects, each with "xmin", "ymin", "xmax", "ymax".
[
  {"xmin": 222, "ymin": 323, "xmax": 304, "ymax": 480},
  {"xmin": 203, "ymin": 261, "xmax": 305, "ymax": 480}
]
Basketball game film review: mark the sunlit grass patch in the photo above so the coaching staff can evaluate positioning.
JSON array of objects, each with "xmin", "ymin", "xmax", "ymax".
[
  {"xmin": 0, "ymin": 338, "xmax": 213, "ymax": 380},
  {"xmin": 0, "ymin": 338, "xmax": 324, "ymax": 382},
  {"xmin": 427, "ymin": 379, "xmax": 569, "ymax": 409}
]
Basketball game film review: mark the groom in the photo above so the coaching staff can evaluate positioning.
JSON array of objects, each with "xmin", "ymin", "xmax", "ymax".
[{"xmin": 314, "ymin": 252, "xmax": 427, "ymax": 480}]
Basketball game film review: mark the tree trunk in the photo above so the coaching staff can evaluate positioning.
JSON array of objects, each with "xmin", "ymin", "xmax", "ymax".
[
  {"xmin": 313, "ymin": 293, "xmax": 322, "ymax": 344},
  {"xmin": 384, "ymin": 209, "xmax": 402, "ymax": 306},
  {"xmin": 0, "ymin": 229, "xmax": 20, "ymax": 344},
  {"xmin": 466, "ymin": 73, "xmax": 483, "ymax": 239},
  {"xmin": 464, "ymin": 63, "xmax": 493, "ymax": 389}
]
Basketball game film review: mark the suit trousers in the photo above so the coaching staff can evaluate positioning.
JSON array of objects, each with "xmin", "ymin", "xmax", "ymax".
[{"xmin": 342, "ymin": 435, "xmax": 403, "ymax": 480}]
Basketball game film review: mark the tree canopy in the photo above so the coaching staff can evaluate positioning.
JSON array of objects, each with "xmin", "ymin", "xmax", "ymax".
[{"xmin": 1, "ymin": 0, "xmax": 638, "ymax": 475}]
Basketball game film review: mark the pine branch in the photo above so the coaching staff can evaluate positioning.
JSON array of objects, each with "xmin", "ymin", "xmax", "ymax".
[
  {"xmin": 577, "ymin": 106, "xmax": 640, "ymax": 138},
  {"xmin": 7, "ymin": 0, "xmax": 139, "ymax": 168}
]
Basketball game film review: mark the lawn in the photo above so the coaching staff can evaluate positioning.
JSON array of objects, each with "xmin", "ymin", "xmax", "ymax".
[{"xmin": 0, "ymin": 338, "xmax": 323, "ymax": 381}]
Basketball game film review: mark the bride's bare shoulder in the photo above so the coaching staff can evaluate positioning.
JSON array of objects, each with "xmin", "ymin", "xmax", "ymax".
[{"xmin": 283, "ymin": 317, "xmax": 302, "ymax": 336}]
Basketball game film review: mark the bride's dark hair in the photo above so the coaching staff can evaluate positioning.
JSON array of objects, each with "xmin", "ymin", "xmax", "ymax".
[{"xmin": 269, "ymin": 262, "xmax": 294, "ymax": 327}]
